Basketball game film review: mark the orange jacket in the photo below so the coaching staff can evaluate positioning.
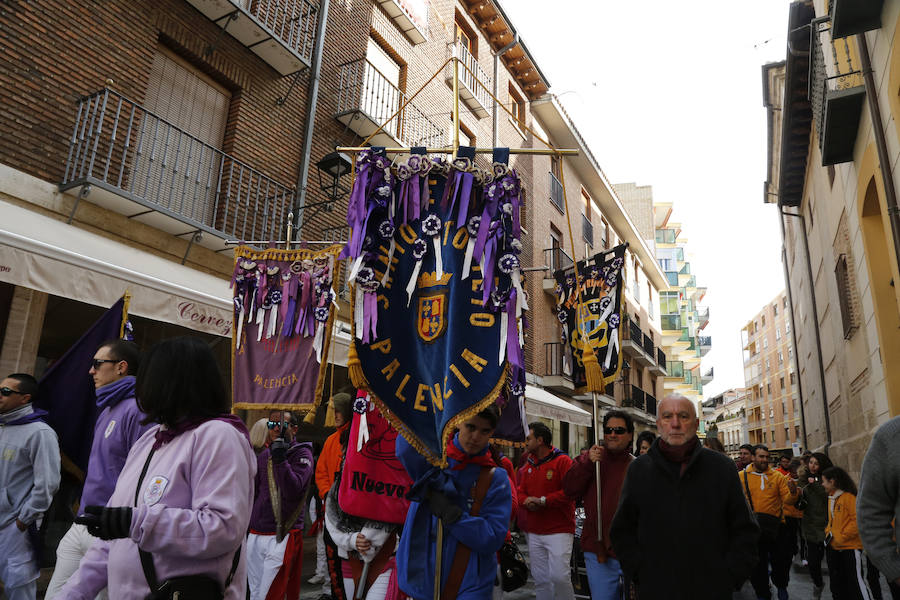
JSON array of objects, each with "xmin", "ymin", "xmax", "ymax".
[
  {"xmin": 826, "ymin": 491, "xmax": 863, "ymax": 550},
  {"xmin": 315, "ymin": 423, "xmax": 349, "ymax": 500},
  {"xmin": 741, "ymin": 465, "xmax": 798, "ymax": 520}
]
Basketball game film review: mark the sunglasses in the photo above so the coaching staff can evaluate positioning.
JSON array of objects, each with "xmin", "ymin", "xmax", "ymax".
[
  {"xmin": 0, "ymin": 387, "xmax": 23, "ymax": 397},
  {"xmin": 267, "ymin": 420, "xmax": 290, "ymax": 430},
  {"xmin": 90, "ymin": 359, "xmax": 119, "ymax": 370},
  {"xmin": 604, "ymin": 426, "xmax": 628, "ymax": 435}
]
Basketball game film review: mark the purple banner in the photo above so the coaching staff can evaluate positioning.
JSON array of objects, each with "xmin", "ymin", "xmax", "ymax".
[{"xmin": 231, "ymin": 245, "xmax": 342, "ymax": 411}]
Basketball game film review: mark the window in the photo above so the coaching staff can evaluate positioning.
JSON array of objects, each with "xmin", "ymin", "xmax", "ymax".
[
  {"xmin": 784, "ymin": 296, "xmax": 788, "ymax": 308},
  {"xmin": 835, "ymin": 254, "xmax": 858, "ymax": 339},
  {"xmin": 648, "ymin": 283, "xmax": 654, "ymax": 319},
  {"xmin": 767, "ymin": 383, "xmax": 772, "ymax": 395},
  {"xmin": 780, "ymin": 377, "xmax": 785, "ymax": 390},
  {"xmin": 454, "ymin": 13, "xmax": 477, "ymax": 57},
  {"xmin": 509, "ymin": 83, "xmax": 525, "ymax": 128},
  {"xmin": 763, "ymin": 432, "xmax": 767, "ymax": 443},
  {"xmin": 601, "ymin": 218, "xmax": 610, "ymax": 249},
  {"xmin": 549, "ymin": 227, "xmax": 563, "ymax": 271},
  {"xmin": 458, "ymin": 120, "xmax": 476, "ymax": 147},
  {"xmin": 364, "ymin": 38, "xmax": 403, "ymax": 137},
  {"xmin": 794, "ymin": 425, "xmax": 800, "ymax": 440},
  {"xmin": 765, "ymin": 359, "xmax": 770, "ymax": 371},
  {"xmin": 764, "ymin": 338, "xmax": 769, "ymax": 350},
  {"xmin": 778, "ymin": 351, "xmax": 783, "ymax": 365},
  {"xmin": 775, "ymin": 327, "xmax": 781, "ymax": 341},
  {"xmin": 761, "ymin": 315, "xmax": 766, "ymax": 326},
  {"xmin": 789, "ymin": 347, "xmax": 793, "ymax": 359},
  {"xmin": 789, "ymin": 372, "xmax": 795, "ymax": 385},
  {"xmin": 773, "ymin": 304, "xmax": 778, "ymax": 316},
  {"xmin": 785, "ymin": 321, "xmax": 791, "ymax": 334}
]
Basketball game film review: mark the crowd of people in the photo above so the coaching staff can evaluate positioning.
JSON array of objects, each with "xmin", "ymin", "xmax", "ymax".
[{"xmin": 1, "ymin": 335, "xmax": 900, "ymax": 600}]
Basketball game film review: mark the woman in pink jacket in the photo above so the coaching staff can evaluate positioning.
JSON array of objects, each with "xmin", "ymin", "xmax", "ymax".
[{"xmin": 60, "ymin": 336, "xmax": 256, "ymax": 600}]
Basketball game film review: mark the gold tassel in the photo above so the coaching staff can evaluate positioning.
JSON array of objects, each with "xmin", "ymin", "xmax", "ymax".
[
  {"xmin": 303, "ymin": 403, "xmax": 318, "ymax": 425},
  {"xmin": 347, "ymin": 341, "xmax": 369, "ymax": 389},
  {"xmin": 582, "ymin": 343, "xmax": 604, "ymax": 392},
  {"xmin": 324, "ymin": 398, "xmax": 336, "ymax": 428}
]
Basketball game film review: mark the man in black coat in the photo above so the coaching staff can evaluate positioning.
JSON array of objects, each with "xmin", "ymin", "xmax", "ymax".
[{"xmin": 610, "ymin": 394, "xmax": 759, "ymax": 600}]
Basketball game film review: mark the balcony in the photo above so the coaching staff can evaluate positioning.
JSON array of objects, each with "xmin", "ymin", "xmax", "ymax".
[
  {"xmin": 60, "ymin": 88, "xmax": 294, "ymax": 252},
  {"xmin": 701, "ymin": 367, "xmax": 714, "ymax": 385},
  {"xmin": 549, "ymin": 171, "xmax": 564, "ymax": 214},
  {"xmin": 648, "ymin": 346, "xmax": 667, "ymax": 377},
  {"xmin": 698, "ymin": 307, "xmax": 710, "ymax": 330},
  {"xmin": 621, "ymin": 317, "xmax": 653, "ymax": 367},
  {"xmin": 543, "ymin": 342, "xmax": 575, "ymax": 393},
  {"xmin": 375, "ymin": 0, "xmax": 429, "ymax": 44},
  {"xmin": 666, "ymin": 360, "xmax": 684, "ymax": 379},
  {"xmin": 446, "ymin": 44, "xmax": 492, "ymax": 118},
  {"xmin": 660, "ymin": 314, "xmax": 681, "ymax": 332},
  {"xmin": 582, "ymin": 214, "xmax": 594, "ymax": 247},
  {"xmin": 645, "ymin": 393, "xmax": 657, "ymax": 417},
  {"xmin": 336, "ymin": 58, "xmax": 445, "ymax": 149},
  {"xmin": 698, "ymin": 336, "xmax": 711, "ymax": 356},
  {"xmin": 829, "ymin": 0, "xmax": 884, "ymax": 39},
  {"xmin": 810, "ymin": 18, "xmax": 865, "ymax": 165},
  {"xmin": 542, "ymin": 246, "xmax": 573, "ymax": 294},
  {"xmin": 623, "ymin": 385, "xmax": 645, "ymax": 411},
  {"xmin": 185, "ymin": 0, "xmax": 318, "ymax": 75}
]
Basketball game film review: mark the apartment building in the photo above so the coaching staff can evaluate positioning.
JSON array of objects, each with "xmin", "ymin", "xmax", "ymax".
[
  {"xmin": 764, "ymin": 1, "xmax": 900, "ymax": 475},
  {"xmin": 707, "ymin": 388, "xmax": 751, "ymax": 459},
  {"xmin": 653, "ymin": 203, "xmax": 711, "ymax": 405},
  {"xmin": 528, "ymin": 96, "xmax": 670, "ymax": 445},
  {"xmin": 740, "ymin": 292, "xmax": 801, "ymax": 453}
]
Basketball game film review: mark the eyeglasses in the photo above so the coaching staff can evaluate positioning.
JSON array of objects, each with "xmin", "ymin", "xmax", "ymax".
[
  {"xmin": 267, "ymin": 420, "xmax": 283, "ymax": 430},
  {"xmin": 0, "ymin": 387, "xmax": 23, "ymax": 397},
  {"xmin": 604, "ymin": 426, "xmax": 628, "ymax": 435},
  {"xmin": 90, "ymin": 359, "xmax": 119, "ymax": 370}
]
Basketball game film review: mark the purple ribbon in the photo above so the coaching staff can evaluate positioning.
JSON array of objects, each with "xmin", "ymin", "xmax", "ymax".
[
  {"xmin": 362, "ymin": 290, "xmax": 378, "ymax": 343},
  {"xmin": 506, "ymin": 290, "xmax": 523, "ymax": 368}
]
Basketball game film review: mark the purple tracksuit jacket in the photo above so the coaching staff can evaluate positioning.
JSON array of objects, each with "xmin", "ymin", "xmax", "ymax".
[
  {"xmin": 81, "ymin": 376, "xmax": 152, "ymax": 512},
  {"xmin": 249, "ymin": 441, "xmax": 314, "ymax": 533},
  {"xmin": 59, "ymin": 419, "xmax": 256, "ymax": 600}
]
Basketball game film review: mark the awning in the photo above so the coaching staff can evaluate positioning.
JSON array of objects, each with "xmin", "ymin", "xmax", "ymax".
[
  {"xmin": 525, "ymin": 384, "xmax": 593, "ymax": 427},
  {"xmin": 0, "ymin": 199, "xmax": 233, "ymax": 337}
]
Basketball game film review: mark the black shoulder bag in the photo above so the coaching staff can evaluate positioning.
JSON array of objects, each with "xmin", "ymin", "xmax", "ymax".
[
  {"xmin": 134, "ymin": 448, "xmax": 241, "ymax": 600},
  {"xmin": 743, "ymin": 470, "xmax": 782, "ymax": 543}
]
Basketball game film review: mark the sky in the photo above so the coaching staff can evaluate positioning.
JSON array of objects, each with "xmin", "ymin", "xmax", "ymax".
[{"xmin": 502, "ymin": 0, "xmax": 794, "ymax": 398}]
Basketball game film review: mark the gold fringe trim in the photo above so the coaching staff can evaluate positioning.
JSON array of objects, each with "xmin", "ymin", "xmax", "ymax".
[
  {"xmin": 233, "ymin": 402, "xmax": 314, "ymax": 411},
  {"xmin": 119, "ymin": 291, "xmax": 132, "ymax": 339},
  {"xmin": 491, "ymin": 438, "xmax": 526, "ymax": 449},
  {"xmin": 232, "ymin": 244, "xmax": 344, "ymax": 263}
]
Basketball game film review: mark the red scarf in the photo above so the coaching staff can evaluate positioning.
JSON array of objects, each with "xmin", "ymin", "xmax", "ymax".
[
  {"xmin": 658, "ymin": 436, "xmax": 699, "ymax": 475},
  {"xmin": 446, "ymin": 437, "xmax": 495, "ymax": 470}
]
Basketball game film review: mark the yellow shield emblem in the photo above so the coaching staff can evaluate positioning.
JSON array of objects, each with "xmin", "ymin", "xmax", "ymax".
[{"xmin": 417, "ymin": 293, "xmax": 446, "ymax": 343}]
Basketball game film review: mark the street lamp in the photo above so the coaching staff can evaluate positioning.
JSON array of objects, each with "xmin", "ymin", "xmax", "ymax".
[{"xmin": 315, "ymin": 151, "xmax": 353, "ymax": 209}]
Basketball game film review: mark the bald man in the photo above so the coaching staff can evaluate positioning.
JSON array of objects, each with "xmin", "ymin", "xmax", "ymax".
[{"xmin": 609, "ymin": 395, "xmax": 759, "ymax": 600}]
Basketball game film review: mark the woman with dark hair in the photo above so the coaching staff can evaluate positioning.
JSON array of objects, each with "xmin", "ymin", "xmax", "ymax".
[
  {"xmin": 635, "ymin": 431, "xmax": 655, "ymax": 456},
  {"xmin": 60, "ymin": 336, "xmax": 255, "ymax": 600},
  {"xmin": 800, "ymin": 452, "xmax": 833, "ymax": 597},
  {"xmin": 702, "ymin": 436, "xmax": 726, "ymax": 454},
  {"xmin": 822, "ymin": 466, "xmax": 872, "ymax": 600}
]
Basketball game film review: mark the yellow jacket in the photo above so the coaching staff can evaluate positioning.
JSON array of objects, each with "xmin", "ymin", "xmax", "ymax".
[
  {"xmin": 741, "ymin": 465, "xmax": 798, "ymax": 520},
  {"xmin": 776, "ymin": 467, "xmax": 803, "ymax": 518},
  {"xmin": 826, "ymin": 491, "xmax": 863, "ymax": 550}
]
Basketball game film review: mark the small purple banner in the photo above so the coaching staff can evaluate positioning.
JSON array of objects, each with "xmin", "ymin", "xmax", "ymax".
[{"xmin": 231, "ymin": 245, "xmax": 342, "ymax": 411}]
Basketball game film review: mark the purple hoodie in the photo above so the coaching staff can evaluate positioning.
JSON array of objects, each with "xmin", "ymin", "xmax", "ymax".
[
  {"xmin": 249, "ymin": 441, "xmax": 314, "ymax": 533},
  {"xmin": 80, "ymin": 376, "xmax": 152, "ymax": 512},
  {"xmin": 59, "ymin": 419, "xmax": 256, "ymax": 600}
]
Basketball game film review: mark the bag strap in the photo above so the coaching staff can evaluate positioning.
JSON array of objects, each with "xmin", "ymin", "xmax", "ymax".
[
  {"xmin": 135, "ymin": 446, "xmax": 241, "ymax": 596},
  {"xmin": 440, "ymin": 467, "xmax": 494, "ymax": 600},
  {"xmin": 743, "ymin": 470, "xmax": 755, "ymax": 512},
  {"xmin": 267, "ymin": 456, "xmax": 306, "ymax": 543}
]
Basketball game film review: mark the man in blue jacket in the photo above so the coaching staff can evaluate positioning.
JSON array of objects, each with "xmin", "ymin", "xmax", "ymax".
[{"xmin": 396, "ymin": 404, "xmax": 511, "ymax": 599}]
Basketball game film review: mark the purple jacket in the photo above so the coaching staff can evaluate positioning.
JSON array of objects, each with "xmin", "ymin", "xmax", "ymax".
[
  {"xmin": 249, "ymin": 441, "xmax": 313, "ymax": 533},
  {"xmin": 59, "ymin": 420, "xmax": 256, "ymax": 600},
  {"xmin": 80, "ymin": 376, "xmax": 152, "ymax": 512}
]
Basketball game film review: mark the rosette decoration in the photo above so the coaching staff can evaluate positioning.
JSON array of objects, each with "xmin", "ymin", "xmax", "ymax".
[
  {"xmin": 341, "ymin": 146, "xmax": 528, "ymax": 466},
  {"xmin": 552, "ymin": 243, "xmax": 629, "ymax": 390},
  {"xmin": 230, "ymin": 244, "xmax": 342, "ymax": 411}
]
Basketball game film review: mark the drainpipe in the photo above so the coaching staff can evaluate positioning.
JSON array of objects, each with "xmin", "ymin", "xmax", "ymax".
[
  {"xmin": 858, "ymin": 34, "xmax": 900, "ymax": 277},
  {"xmin": 492, "ymin": 33, "xmax": 518, "ymax": 147},
  {"xmin": 777, "ymin": 209, "xmax": 808, "ymax": 450},
  {"xmin": 781, "ymin": 208, "xmax": 832, "ymax": 455},
  {"xmin": 293, "ymin": 0, "xmax": 331, "ymax": 241}
]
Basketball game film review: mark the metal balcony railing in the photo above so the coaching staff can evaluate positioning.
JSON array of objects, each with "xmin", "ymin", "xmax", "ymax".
[
  {"xmin": 699, "ymin": 336, "xmax": 712, "ymax": 348},
  {"xmin": 248, "ymin": 0, "xmax": 318, "ymax": 63},
  {"xmin": 60, "ymin": 88, "xmax": 294, "ymax": 243},
  {"xmin": 645, "ymin": 393, "xmax": 657, "ymax": 416},
  {"xmin": 656, "ymin": 347, "xmax": 666, "ymax": 367},
  {"xmin": 549, "ymin": 171, "xmax": 564, "ymax": 213},
  {"xmin": 628, "ymin": 318, "xmax": 642, "ymax": 346},
  {"xmin": 544, "ymin": 247, "xmax": 573, "ymax": 276},
  {"xmin": 582, "ymin": 214, "xmax": 594, "ymax": 247},
  {"xmin": 624, "ymin": 385, "xmax": 645, "ymax": 411},
  {"xmin": 641, "ymin": 332, "xmax": 655, "ymax": 358},
  {"xmin": 336, "ymin": 58, "xmax": 445, "ymax": 148},
  {"xmin": 809, "ymin": 18, "xmax": 865, "ymax": 165},
  {"xmin": 448, "ymin": 43, "xmax": 492, "ymax": 114}
]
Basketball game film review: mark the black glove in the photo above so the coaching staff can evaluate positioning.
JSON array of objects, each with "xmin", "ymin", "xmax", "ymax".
[
  {"xmin": 270, "ymin": 438, "xmax": 289, "ymax": 464},
  {"xmin": 75, "ymin": 505, "xmax": 133, "ymax": 540},
  {"xmin": 426, "ymin": 489, "xmax": 463, "ymax": 525}
]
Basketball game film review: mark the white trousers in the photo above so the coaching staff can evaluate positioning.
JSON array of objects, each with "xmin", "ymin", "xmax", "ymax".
[
  {"xmin": 342, "ymin": 568, "xmax": 392, "ymax": 600},
  {"xmin": 315, "ymin": 528, "xmax": 327, "ymax": 578},
  {"xmin": 527, "ymin": 532, "xmax": 575, "ymax": 600},
  {"xmin": 246, "ymin": 533, "xmax": 289, "ymax": 600},
  {"xmin": 0, "ymin": 520, "xmax": 38, "ymax": 600},
  {"xmin": 45, "ymin": 523, "xmax": 109, "ymax": 600}
]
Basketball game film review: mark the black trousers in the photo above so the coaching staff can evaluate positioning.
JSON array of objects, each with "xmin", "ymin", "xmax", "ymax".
[
  {"xmin": 750, "ymin": 525, "xmax": 793, "ymax": 599},
  {"xmin": 825, "ymin": 547, "xmax": 874, "ymax": 600},
  {"xmin": 784, "ymin": 517, "xmax": 801, "ymax": 557},
  {"xmin": 806, "ymin": 539, "xmax": 825, "ymax": 588}
]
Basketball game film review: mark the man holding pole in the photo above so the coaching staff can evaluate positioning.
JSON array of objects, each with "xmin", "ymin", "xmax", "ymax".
[
  {"xmin": 517, "ymin": 421, "xmax": 575, "ymax": 600},
  {"xmin": 563, "ymin": 410, "xmax": 634, "ymax": 600}
]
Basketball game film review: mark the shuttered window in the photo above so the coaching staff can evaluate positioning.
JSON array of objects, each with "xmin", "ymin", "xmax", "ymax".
[
  {"xmin": 835, "ymin": 253, "xmax": 858, "ymax": 339},
  {"xmin": 133, "ymin": 47, "xmax": 231, "ymax": 227}
]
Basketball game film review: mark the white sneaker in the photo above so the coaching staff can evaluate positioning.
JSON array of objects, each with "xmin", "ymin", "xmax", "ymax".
[
  {"xmin": 801, "ymin": 559, "xmax": 808, "ymax": 567},
  {"xmin": 308, "ymin": 574, "xmax": 325, "ymax": 585}
]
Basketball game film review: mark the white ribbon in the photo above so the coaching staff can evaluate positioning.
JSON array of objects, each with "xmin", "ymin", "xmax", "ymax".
[
  {"xmin": 255, "ymin": 307, "xmax": 265, "ymax": 342},
  {"xmin": 406, "ymin": 260, "xmax": 423, "ymax": 307},
  {"xmin": 380, "ymin": 239, "xmax": 396, "ymax": 287},
  {"xmin": 512, "ymin": 268, "xmax": 529, "ymax": 312},
  {"xmin": 462, "ymin": 237, "xmax": 476, "ymax": 279},
  {"xmin": 266, "ymin": 306, "xmax": 278, "ymax": 339},
  {"xmin": 432, "ymin": 236, "xmax": 443, "ymax": 279},
  {"xmin": 347, "ymin": 255, "xmax": 365, "ymax": 285},
  {"xmin": 604, "ymin": 327, "xmax": 619, "ymax": 369},
  {"xmin": 354, "ymin": 286, "xmax": 365, "ymax": 340},
  {"xmin": 598, "ymin": 286, "xmax": 616, "ymax": 323},
  {"xmin": 357, "ymin": 396, "xmax": 371, "ymax": 452},
  {"xmin": 313, "ymin": 321, "xmax": 325, "ymax": 362},
  {"xmin": 235, "ymin": 305, "xmax": 245, "ymax": 351},
  {"xmin": 498, "ymin": 309, "xmax": 508, "ymax": 364}
]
